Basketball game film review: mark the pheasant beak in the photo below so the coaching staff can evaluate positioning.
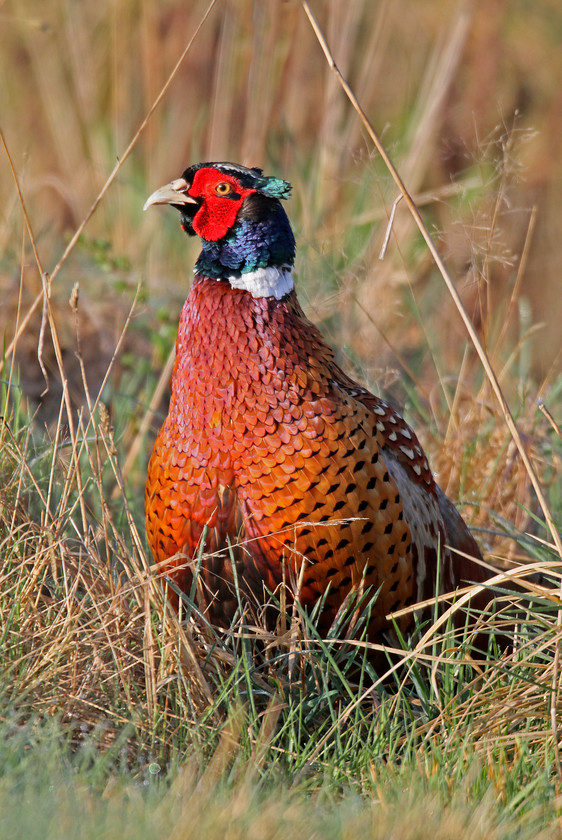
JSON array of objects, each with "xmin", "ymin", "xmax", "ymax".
[{"xmin": 143, "ymin": 178, "xmax": 197, "ymax": 211}]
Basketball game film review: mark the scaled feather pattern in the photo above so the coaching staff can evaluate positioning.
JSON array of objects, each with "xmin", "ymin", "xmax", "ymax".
[{"xmin": 144, "ymin": 162, "xmax": 489, "ymax": 649}]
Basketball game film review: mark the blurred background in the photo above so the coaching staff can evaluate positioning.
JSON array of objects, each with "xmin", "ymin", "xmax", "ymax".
[
  {"xmin": 1, "ymin": 1, "xmax": 562, "ymax": 811},
  {"xmin": 1, "ymin": 0, "xmax": 560, "ymax": 544}
]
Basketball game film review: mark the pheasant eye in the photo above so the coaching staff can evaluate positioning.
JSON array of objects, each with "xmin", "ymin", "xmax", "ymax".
[{"xmin": 215, "ymin": 182, "xmax": 233, "ymax": 196}]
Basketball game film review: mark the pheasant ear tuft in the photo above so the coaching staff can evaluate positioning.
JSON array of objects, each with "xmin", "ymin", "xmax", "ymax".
[{"xmin": 253, "ymin": 175, "xmax": 292, "ymax": 201}]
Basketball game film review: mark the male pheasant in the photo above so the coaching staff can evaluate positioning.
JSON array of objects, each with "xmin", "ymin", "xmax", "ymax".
[{"xmin": 144, "ymin": 162, "xmax": 488, "ymax": 646}]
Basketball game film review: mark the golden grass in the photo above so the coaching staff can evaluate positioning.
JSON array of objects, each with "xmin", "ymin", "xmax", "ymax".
[
  {"xmin": 1, "ymin": 363, "xmax": 560, "ymax": 766},
  {"xmin": 0, "ymin": 0, "xmax": 561, "ymax": 797}
]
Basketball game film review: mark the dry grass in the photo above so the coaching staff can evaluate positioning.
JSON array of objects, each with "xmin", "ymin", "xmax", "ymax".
[
  {"xmin": 1, "ymin": 718, "xmax": 556, "ymax": 840},
  {"xmin": 1, "ymin": 0, "xmax": 559, "ymax": 546},
  {"xmin": 0, "ymin": 0, "xmax": 561, "ymax": 832},
  {"xmin": 1, "ymin": 333, "xmax": 560, "ymax": 768}
]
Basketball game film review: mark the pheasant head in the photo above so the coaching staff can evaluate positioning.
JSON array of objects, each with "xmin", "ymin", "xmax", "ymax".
[{"xmin": 144, "ymin": 162, "xmax": 296, "ymax": 299}]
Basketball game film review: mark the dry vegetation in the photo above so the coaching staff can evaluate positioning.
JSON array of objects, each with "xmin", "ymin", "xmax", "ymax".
[{"xmin": 0, "ymin": 0, "xmax": 561, "ymax": 836}]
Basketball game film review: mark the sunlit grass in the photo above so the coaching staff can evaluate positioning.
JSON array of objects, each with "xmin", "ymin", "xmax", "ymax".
[
  {"xmin": 1, "ymin": 355, "xmax": 560, "ymax": 832},
  {"xmin": 0, "ymin": 1, "xmax": 561, "ymax": 836}
]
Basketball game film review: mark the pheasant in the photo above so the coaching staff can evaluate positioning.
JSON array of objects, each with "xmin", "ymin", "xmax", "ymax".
[{"xmin": 144, "ymin": 162, "xmax": 488, "ymax": 648}]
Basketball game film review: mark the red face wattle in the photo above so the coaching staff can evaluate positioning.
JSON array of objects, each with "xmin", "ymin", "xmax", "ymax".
[{"xmin": 187, "ymin": 167, "xmax": 256, "ymax": 242}]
